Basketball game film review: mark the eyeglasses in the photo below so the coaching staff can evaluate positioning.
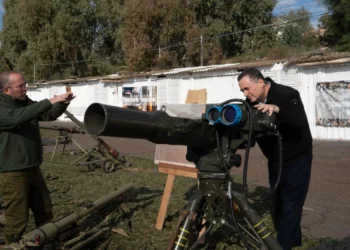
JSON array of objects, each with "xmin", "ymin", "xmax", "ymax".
[{"xmin": 9, "ymin": 82, "xmax": 28, "ymax": 90}]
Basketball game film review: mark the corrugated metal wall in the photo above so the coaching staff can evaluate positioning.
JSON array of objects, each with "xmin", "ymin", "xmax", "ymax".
[
  {"xmin": 27, "ymin": 88, "xmax": 47, "ymax": 102},
  {"xmin": 26, "ymin": 64, "xmax": 350, "ymax": 140},
  {"xmin": 157, "ymin": 78, "xmax": 181, "ymax": 107},
  {"xmin": 279, "ymin": 67, "xmax": 300, "ymax": 91},
  {"xmin": 192, "ymin": 75, "xmax": 243, "ymax": 103},
  {"xmin": 302, "ymin": 65, "xmax": 350, "ymax": 140}
]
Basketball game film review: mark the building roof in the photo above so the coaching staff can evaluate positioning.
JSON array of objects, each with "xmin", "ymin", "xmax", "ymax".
[
  {"xmin": 35, "ymin": 74, "xmax": 116, "ymax": 86},
  {"xmin": 35, "ymin": 51, "xmax": 350, "ymax": 85},
  {"xmin": 289, "ymin": 51, "xmax": 350, "ymax": 64}
]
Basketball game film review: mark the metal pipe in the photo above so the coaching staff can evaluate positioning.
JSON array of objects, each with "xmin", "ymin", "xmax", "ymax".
[
  {"xmin": 64, "ymin": 110, "xmax": 127, "ymax": 162},
  {"xmin": 64, "ymin": 110, "xmax": 86, "ymax": 130},
  {"xmin": 232, "ymin": 191, "xmax": 282, "ymax": 250},
  {"xmin": 63, "ymin": 228, "xmax": 99, "ymax": 247},
  {"xmin": 21, "ymin": 183, "xmax": 133, "ymax": 246},
  {"xmin": 69, "ymin": 230, "xmax": 105, "ymax": 250},
  {"xmin": 83, "ymin": 103, "xmax": 278, "ymax": 147},
  {"xmin": 83, "ymin": 103, "xmax": 218, "ymax": 146},
  {"xmin": 39, "ymin": 124, "xmax": 85, "ymax": 134}
]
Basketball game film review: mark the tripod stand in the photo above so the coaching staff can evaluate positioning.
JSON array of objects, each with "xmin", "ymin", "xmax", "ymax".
[
  {"xmin": 167, "ymin": 147, "xmax": 282, "ymax": 250},
  {"xmin": 50, "ymin": 129, "xmax": 87, "ymax": 162}
]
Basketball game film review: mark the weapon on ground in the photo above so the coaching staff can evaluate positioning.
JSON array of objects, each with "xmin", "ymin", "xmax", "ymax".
[
  {"xmin": 83, "ymin": 101, "xmax": 283, "ymax": 250},
  {"xmin": 64, "ymin": 110, "xmax": 124, "ymax": 161},
  {"xmin": 40, "ymin": 122, "xmax": 88, "ymax": 162},
  {"xmin": 63, "ymin": 110, "xmax": 131, "ymax": 171},
  {"xmin": 40, "ymin": 124, "xmax": 86, "ymax": 134},
  {"xmin": 18, "ymin": 183, "xmax": 133, "ymax": 249}
]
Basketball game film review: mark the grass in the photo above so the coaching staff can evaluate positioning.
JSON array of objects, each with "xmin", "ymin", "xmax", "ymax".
[
  {"xmin": 0, "ymin": 130, "xmax": 340, "ymax": 249},
  {"xmin": 41, "ymin": 128, "xmax": 61, "ymax": 140},
  {"xmin": 26, "ymin": 151, "xmax": 322, "ymax": 250}
]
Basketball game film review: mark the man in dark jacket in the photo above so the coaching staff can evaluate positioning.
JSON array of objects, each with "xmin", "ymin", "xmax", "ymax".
[
  {"xmin": 237, "ymin": 68, "xmax": 313, "ymax": 250},
  {"xmin": 0, "ymin": 71, "xmax": 75, "ymax": 244}
]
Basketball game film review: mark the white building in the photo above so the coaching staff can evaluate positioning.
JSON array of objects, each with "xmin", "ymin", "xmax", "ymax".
[{"xmin": 28, "ymin": 52, "xmax": 350, "ymax": 140}]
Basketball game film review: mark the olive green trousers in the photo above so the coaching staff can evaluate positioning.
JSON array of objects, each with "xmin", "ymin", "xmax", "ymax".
[{"xmin": 0, "ymin": 167, "xmax": 53, "ymax": 244}]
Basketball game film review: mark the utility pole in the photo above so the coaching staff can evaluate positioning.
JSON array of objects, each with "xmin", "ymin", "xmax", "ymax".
[
  {"xmin": 33, "ymin": 65, "xmax": 36, "ymax": 84},
  {"xmin": 200, "ymin": 34, "xmax": 203, "ymax": 66}
]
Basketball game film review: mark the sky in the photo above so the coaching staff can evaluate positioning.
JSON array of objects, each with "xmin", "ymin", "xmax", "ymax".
[
  {"xmin": 0, "ymin": 0, "xmax": 327, "ymax": 31},
  {"xmin": 273, "ymin": 0, "xmax": 328, "ymax": 27},
  {"xmin": 0, "ymin": 0, "xmax": 3, "ymax": 30}
]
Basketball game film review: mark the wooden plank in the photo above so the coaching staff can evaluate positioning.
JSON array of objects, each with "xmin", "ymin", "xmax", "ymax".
[
  {"xmin": 159, "ymin": 167, "xmax": 197, "ymax": 179},
  {"xmin": 155, "ymin": 174, "xmax": 176, "ymax": 230},
  {"xmin": 185, "ymin": 89, "xmax": 207, "ymax": 104},
  {"xmin": 158, "ymin": 163, "xmax": 198, "ymax": 179},
  {"xmin": 154, "ymin": 88, "xmax": 208, "ymax": 231},
  {"xmin": 158, "ymin": 162, "xmax": 198, "ymax": 172}
]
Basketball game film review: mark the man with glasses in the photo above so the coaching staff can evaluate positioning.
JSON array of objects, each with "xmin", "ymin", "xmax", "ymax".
[{"xmin": 0, "ymin": 71, "xmax": 75, "ymax": 244}]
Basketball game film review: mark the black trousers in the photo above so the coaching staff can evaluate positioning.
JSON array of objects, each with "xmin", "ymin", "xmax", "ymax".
[{"xmin": 268, "ymin": 154, "xmax": 312, "ymax": 250}]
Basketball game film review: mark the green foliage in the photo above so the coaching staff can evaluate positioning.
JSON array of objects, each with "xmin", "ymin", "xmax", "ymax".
[
  {"xmin": 190, "ymin": 0, "xmax": 277, "ymax": 59},
  {"xmin": 319, "ymin": 0, "xmax": 350, "ymax": 50},
  {"xmin": 1, "ymin": 0, "xmax": 121, "ymax": 82},
  {"xmin": 275, "ymin": 7, "xmax": 317, "ymax": 48},
  {"xmin": 120, "ymin": 0, "xmax": 192, "ymax": 71},
  {"xmin": 20, "ymin": 151, "xmax": 322, "ymax": 250},
  {"xmin": 0, "ymin": 0, "xmax": 323, "ymax": 77}
]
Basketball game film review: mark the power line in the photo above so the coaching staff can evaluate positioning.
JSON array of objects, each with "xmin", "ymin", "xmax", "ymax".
[
  {"xmin": 33, "ymin": 57, "xmax": 114, "ymax": 83},
  {"xmin": 154, "ymin": 9, "xmax": 330, "ymax": 52},
  {"xmin": 31, "ymin": 4, "xmax": 339, "ymax": 69},
  {"xmin": 34, "ymin": 57, "xmax": 112, "ymax": 67},
  {"xmin": 33, "ymin": 9, "xmax": 329, "ymax": 70}
]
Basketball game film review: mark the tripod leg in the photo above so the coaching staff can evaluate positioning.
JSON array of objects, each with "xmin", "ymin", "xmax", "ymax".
[
  {"xmin": 169, "ymin": 190, "xmax": 204, "ymax": 250},
  {"xmin": 71, "ymin": 138, "xmax": 87, "ymax": 154},
  {"xmin": 167, "ymin": 209, "xmax": 189, "ymax": 250},
  {"xmin": 69, "ymin": 148, "xmax": 95, "ymax": 167},
  {"xmin": 51, "ymin": 136, "xmax": 60, "ymax": 161},
  {"xmin": 232, "ymin": 191, "xmax": 282, "ymax": 250},
  {"xmin": 188, "ymin": 223, "xmax": 213, "ymax": 250},
  {"xmin": 62, "ymin": 136, "xmax": 67, "ymax": 155}
]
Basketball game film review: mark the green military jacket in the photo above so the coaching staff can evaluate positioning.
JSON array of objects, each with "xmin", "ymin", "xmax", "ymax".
[{"xmin": 0, "ymin": 93, "xmax": 69, "ymax": 172}]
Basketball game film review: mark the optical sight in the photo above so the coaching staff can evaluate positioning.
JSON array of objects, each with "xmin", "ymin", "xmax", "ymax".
[{"xmin": 207, "ymin": 104, "xmax": 248, "ymax": 126}]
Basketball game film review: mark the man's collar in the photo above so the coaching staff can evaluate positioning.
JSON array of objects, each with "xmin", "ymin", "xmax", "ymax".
[
  {"xmin": 0, "ymin": 92, "xmax": 14, "ymax": 101},
  {"xmin": 0, "ymin": 92, "xmax": 29, "ymax": 104},
  {"xmin": 265, "ymin": 77, "xmax": 277, "ymax": 104}
]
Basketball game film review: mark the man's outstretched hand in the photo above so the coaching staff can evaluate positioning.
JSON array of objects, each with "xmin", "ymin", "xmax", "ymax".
[
  {"xmin": 254, "ymin": 104, "xmax": 279, "ymax": 116},
  {"xmin": 49, "ymin": 92, "xmax": 76, "ymax": 104}
]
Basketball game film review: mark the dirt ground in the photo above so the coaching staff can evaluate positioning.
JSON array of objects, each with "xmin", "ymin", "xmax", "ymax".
[{"xmin": 43, "ymin": 129, "xmax": 350, "ymax": 244}]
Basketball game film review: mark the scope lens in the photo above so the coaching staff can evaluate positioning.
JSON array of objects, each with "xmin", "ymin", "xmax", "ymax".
[
  {"xmin": 219, "ymin": 104, "xmax": 243, "ymax": 126},
  {"xmin": 209, "ymin": 109, "xmax": 220, "ymax": 121},
  {"xmin": 223, "ymin": 107, "xmax": 236, "ymax": 123},
  {"xmin": 206, "ymin": 106, "xmax": 222, "ymax": 124}
]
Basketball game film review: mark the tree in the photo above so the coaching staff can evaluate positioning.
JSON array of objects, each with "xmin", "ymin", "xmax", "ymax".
[
  {"xmin": 93, "ymin": 0, "xmax": 125, "ymax": 64},
  {"xmin": 120, "ymin": 0, "xmax": 278, "ymax": 70},
  {"xmin": 191, "ymin": 0, "xmax": 277, "ymax": 57},
  {"xmin": 120, "ymin": 0, "xmax": 192, "ymax": 71},
  {"xmin": 275, "ymin": 7, "xmax": 316, "ymax": 47},
  {"xmin": 0, "ymin": 0, "xmax": 120, "ymax": 82},
  {"xmin": 1, "ymin": 0, "xmax": 24, "ymax": 71},
  {"xmin": 319, "ymin": 0, "xmax": 350, "ymax": 50},
  {"xmin": 1, "ymin": 0, "xmax": 303, "ymax": 74}
]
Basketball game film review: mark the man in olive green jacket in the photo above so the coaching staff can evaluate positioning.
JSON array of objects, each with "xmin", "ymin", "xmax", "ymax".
[{"xmin": 0, "ymin": 71, "xmax": 75, "ymax": 244}]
